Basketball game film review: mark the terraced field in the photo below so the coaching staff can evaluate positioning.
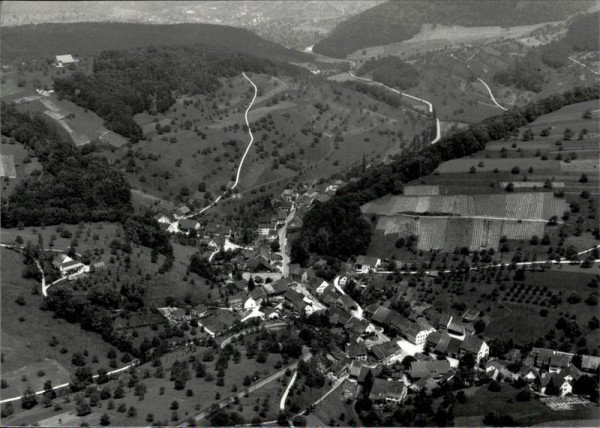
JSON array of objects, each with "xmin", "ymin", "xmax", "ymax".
[
  {"xmin": 362, "ymin": 192, "xmax": 568, "ymax": 220},
  {"xmin": 374, "ymin": 214, "xmax": 549, "ymax": 252}
]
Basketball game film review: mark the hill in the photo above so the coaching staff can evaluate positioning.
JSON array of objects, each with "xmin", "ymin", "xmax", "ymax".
[
  {"xmin": 0, "ymin": 22, "xmax": 310, "ymax": 65},
  {"xmin": 52, "ymin": 45, "xmax": 304, "ymax": 142},
  {"xmin": 290, "ymin": 85, "xmax": 599, "ymax": 263},
  {"xmin": 313, "ymin": 0, "xmax": 593, "ymax": 58}
]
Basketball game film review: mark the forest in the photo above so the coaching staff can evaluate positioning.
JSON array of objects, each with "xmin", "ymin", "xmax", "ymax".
[
  {"xmin": 291, "ymin": 85, "xmax": 600, "ymax": 264},
  {"xmin": 493, "ymin": 51, "xmax": 545, "ymax": 93},
  {"xmin": 357, "ymin": 56, "xmax": 420, "ymax": 90},
  {"xmin": 53, "ymin": 45, "xmax": 303, "ymax": 141},
  {"xmin": 313, "ymin": 0, "xmax": 591, "ymax": 58},
  {"xmin": 563, "ymin": 11, "xmax": 600, "ymax": 52},
  {"xmin": 0, "ymin": 104, "xmax": 132, "ymax": 227},
  {"xmin": 0, "ymin": 22, "xmax": 309, "ymax": 65}
]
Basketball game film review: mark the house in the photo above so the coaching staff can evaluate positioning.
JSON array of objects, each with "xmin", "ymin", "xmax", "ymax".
[
  {"xmin": 194, "ymin": 303, "xmax": 209, "ymax": 318},
  {"xmin": 485, "ymin": 360, "xmax": 518, "ymax": 381},
  {"xmin": 229, "ymin": 294, "xmax": 245, "ymax": 311},
  {"xmin": 370, "ymin": 341, "xmax": 402, "ymax": 365},
  {"xmin": 262, "ymin": 278, "xmax": 292, "ymax": 297},
  {"xmin": 55, "ymin": 54, "xmax": 76, "ymax": 67},
  {"xmin": 301, "ymin": 267, "xmax": 316, "ymax": 283},
  {"xmin": 581, "ymin": 355, "xmax": 600, "ymax": 373},
  {"xmin": 409, "ymin": 360, "xmax": 452, "ymax": 380},
  {"xmin": 307, "ymin": 277, "xmax": 329, "ymax": 295},
  {"xmin": 336, "ymin": 295, "xmax": 358, "ymax": 312},
  {"xmin": 174, "ymin": 205, "xmax": 191, "ymax": 219},
  {"xmin": 159, "ymin": 222, "xmax": 178, "ymax": 234},
  {"xmin": 284, "ymin": 289, "xmax": 312, "ymax": 315},
  {"xmin": 328, "ymin": 357, "xmax": 350, "ymax": 380},
  {"xmin": 354, "ymin": 255, "xmax": 381, "ymax": 273},
  {"xmin": 154, "ymin": 213, "xmax": 173, "ymax": 224},
  {"xmin": 540, "ymin": 367, "xmax": 581, "ymax": 396},
  {"xmin": 348, "ymin": 341, "xmax": 368, "ymax": 361},
  {"xmin": 328, "ymin": 306, "xmax": 352, "ymax": 326},
  {"xmin": 52, "ymin": 254, "xmax": 86, "ymax": 276},
  {"xmin": 531, "ymin": 348, "xmax": 573, "ymax": 373},
  {"xmin": 460, "ymin": 335, "xmax": 489, "ymax": 363},
  {"xmin": 368, "ymin": 379, "xmax": 408, "ymax": 404},
  {"xmin": 249, "ymin": 287, "xmax": 267, "ymax": 305},
  {"xmin": 427, "ymin": 332, "xmax": 462, "ymax": 359},
  {"xmin": 281, "ymin": 189, "xmax": 296, "ymax": 202},
  {"xmin": 91, "ymin": 261, "xmax": 106, "ymax": 271},
  {"xmin": 345, "ymin": 317, "xmax": 370, "ymax": 336},
  {"xmin": 276, "ymin": 209, "xmax": 288, "ymax": 227},
  {"xmin": 349, "ymin": 359, "xmax": 363, "ymax": 379},
  {"xmin": 178, "ymin": 219, "xmax": 201, "ymax": 235},
  {"xmin": 288, "ymin": 264, "xmax": 303, "ymax": 281},
  {"xmin": 390, "ymin": 316, "xmax": 435, "ymax": 346}
]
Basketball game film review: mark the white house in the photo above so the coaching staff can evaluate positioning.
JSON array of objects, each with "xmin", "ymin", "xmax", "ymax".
[{"xmin": 52, "ymin": 254, "xmax": 87, "ymax": 277}]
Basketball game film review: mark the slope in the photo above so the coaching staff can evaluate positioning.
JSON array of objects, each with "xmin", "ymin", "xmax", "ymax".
[
  {"xmin": 0, "ymin": 22, "xmax": 310, "ymax": 65},
  {"xmin": 313, "ymin": 0, "xmax": 593, "ymax": 58}
]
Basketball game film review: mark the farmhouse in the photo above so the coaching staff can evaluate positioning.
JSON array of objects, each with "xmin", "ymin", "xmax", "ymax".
[
  {"xmin": 369, "ymin": 379, "xmax": 408, "ymax": 404},
  {"xmin": 354, "ymin": 255, "xmax": 381, "ymax": 273},
  {"xmin": 173, "ymin": 205, "xmax": 191, "ymax": 219},
  {"xmin": 348, "ymin": 341, "xmax": 368, "ymax": 361},
  {"xmin": 178, "ymin": 219, "xmax": 200, "ymax": 235},
  {"xmin": 55, "ymin": 54, "xmax": 76, "ymax": 67},
  {"xmin": 52, "ymin": 254, "xmax": 87, "ymax": 276},
  {"xmin": 460, "ymin": 334, "xmax": 489, "ymax": 363}
]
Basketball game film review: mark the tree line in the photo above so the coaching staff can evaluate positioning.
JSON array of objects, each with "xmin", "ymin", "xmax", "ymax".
[{"xmin": 291, "ymin": 85, "xmax": 599, "ymax": 264}]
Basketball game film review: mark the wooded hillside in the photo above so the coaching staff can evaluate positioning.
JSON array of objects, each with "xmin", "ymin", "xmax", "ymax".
[{"xmin": 313, "ymin": 0, "xmax": 592, "ymax": 58}]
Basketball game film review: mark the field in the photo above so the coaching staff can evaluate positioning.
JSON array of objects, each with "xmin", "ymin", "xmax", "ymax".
[
  {"xmin": 16, "ymin": 95, "xmax": 117, "ymax": 147},
  {"xmin": 3, "ymin": 339, "xmax": 290, "ymax": 427},
  {"xmin": 362, "ymin": 193, "xmax": 568, "ymax": 220},
  {"xmin": 0, "ymin": 248, "xmax": 119, "ymax": 399},
  {"xmin": 102, "ymin": 72, "xmax": 430, "ymax": 210}
]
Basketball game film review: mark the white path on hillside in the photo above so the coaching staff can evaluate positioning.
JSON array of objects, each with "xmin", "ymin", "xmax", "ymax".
[
  {"xmin": 186, "ymin": 72, "xmax": 258, "ymax": 218},
  {"xmin": 279, "ymin": 370, "xmax": 297, "ymax": 410},
  {"xmin": 348, "ymin": 71, "xmax": 441, "ymax": 145},
  {"xmin": 0, "ymin": 361, "xmax": 139, "ymax": 404},
  {"xmin": 477, "ymin": 78, "xmax": 508, "ymax": 111},
  {"xmin": 569, "ymin": 57, "xmax": 600, "ymax": 76},
  {"xmin": 232, "ymin": 72, "xmax": 259, "ymax": 190}
]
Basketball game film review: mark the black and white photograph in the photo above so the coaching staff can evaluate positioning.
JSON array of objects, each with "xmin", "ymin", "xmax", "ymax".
[{"xmin": 0, "ymin": 1, "xmax": 599, "ymax": 426}]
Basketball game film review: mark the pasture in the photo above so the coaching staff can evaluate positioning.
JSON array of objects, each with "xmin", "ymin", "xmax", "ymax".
[{"xmin": 0, "ymin": 248, "xmax": 119, "ymax": 397}]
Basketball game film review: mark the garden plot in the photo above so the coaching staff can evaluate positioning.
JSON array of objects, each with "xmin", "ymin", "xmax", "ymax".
[
  {"xmin": 0, "ymin": 153, "xmax": 17, "ymax": 178},
  {"xmin": 560, "ymin": 159, "xmax": 598, "ymax": 173},
  {"xmin": 435, "ymin": 157, "xmax": 560, "ymax": 173}
]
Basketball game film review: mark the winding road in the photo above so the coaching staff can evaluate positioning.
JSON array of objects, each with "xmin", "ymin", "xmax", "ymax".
[
  {"xmin": 348, "ymin": 70, "xmax": 441, "ymax": 145},
  {"xmin": 477, "ymin": 77, "xmax": 508, "ymax": 111}
]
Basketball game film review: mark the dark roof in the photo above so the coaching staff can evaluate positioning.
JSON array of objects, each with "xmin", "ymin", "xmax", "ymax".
[
  {"xmin": 371, "ymin": 341, "xmax": 400, "ymax": 361},
  {"xmin": 410, "ymin": 360, "xmax": 451, "ymax": 380},
  {"xmin": 179, "ymin": 219, "xmax": 199, "ymax": 230},
  {"xmin": 369, "ymin": 379, "xmax": 406, "ymax": 401},
  {"xmin": 372, "ymin": 306, "xmax": 392, "ymax": 325},
  {"xmin": 348, "ymin": 341, "xmax": 367, "ymax": 358},
  {"xmin": 337, "ymin": 294, "xmax": 358, "ymax": 311},
  {"xmin": 249, "ymin": 288, "xmax": 267, "ymax": 300},
  {"xmin": 355, "ymin": 255, "xmax": 379, "ymax": 266},
  {"xmin": 460, "ymin": 335, "xmax": 485, "ymax": 355}
]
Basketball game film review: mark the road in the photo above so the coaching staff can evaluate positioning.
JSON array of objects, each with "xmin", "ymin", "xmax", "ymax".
[
  {"xmin": 188, "ymin": 351, "xmax": 312, "ymax": 424},
  {"xmin": 347, "ymin": 70, "xmax": 441, "ymax": 145},
  {"xmin": 0, "ymin": 361, "xmax": 139, "ymax": 404},
  {"xmin": 367, "ymin": 244, "xmax": 600, "ymax": 277},
  {"xmin": 477, "ymin": 78, "xmax": 507, "ymax": 111},
  {"xmin": 569, "ymin": 57, "xmax": 600, "ymax": 76},
  {"xmin": 279, "ymin": 370, "xmax": 297, "ymax": 410}
]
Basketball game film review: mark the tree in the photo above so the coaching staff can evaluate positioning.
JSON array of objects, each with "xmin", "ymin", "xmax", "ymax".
[
  {"xmin": 579, "ymin": 174, "xmax": 588, "ymax": 183},
  {"xmin": 563, "ymin": 128, "xmax": 573, "ymax": 140},
  {"xmin": 75, "ymin": 397, "xmax": 91, "ymax": 416},
  {"xmin": 21, "ymin": 386, "xmax": 37, "ymax": 409},
  {"xmin": 582, "ymin": 110, "xmax": 592, "ymax": 119},
  {"xmin": 100, "ymin": 413, "xmax": 111, "ymax": 426},
  {"xmin": 474, "ymin": 319, "xmax": 486, "ymax": 334},
  {"xmin": 128, "ymin": 406, "xmax": 138, "ymax": 417}
]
